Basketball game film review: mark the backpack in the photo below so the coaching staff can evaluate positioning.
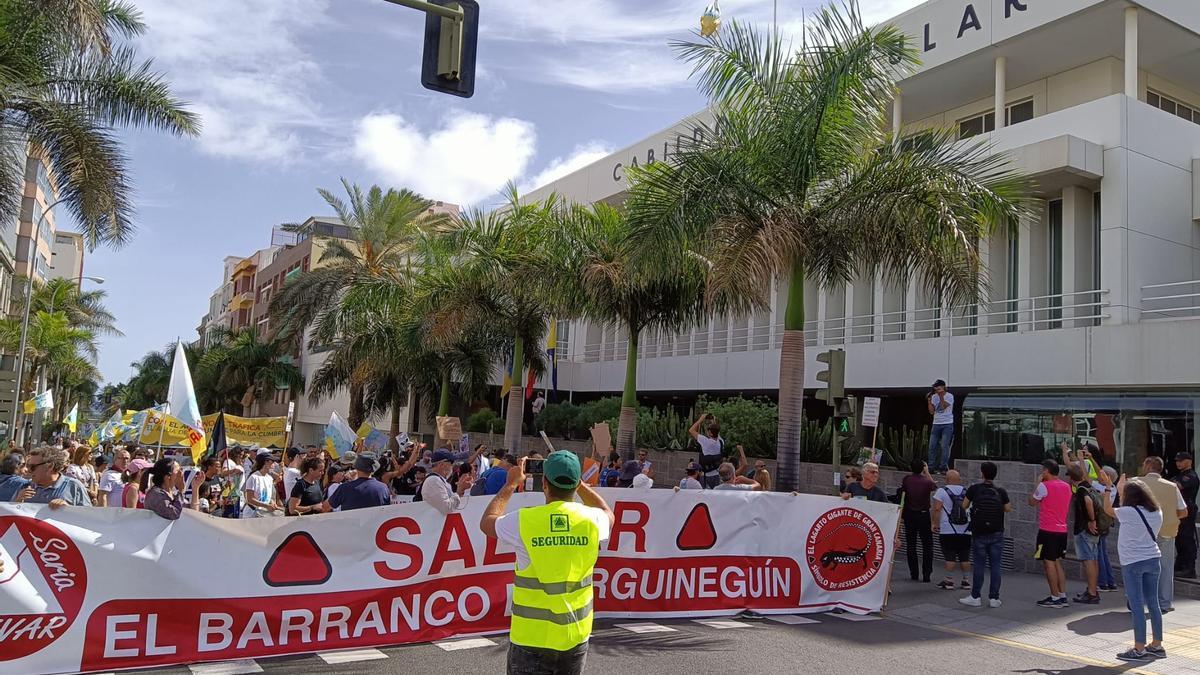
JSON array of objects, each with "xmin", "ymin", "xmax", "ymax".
[
  {"xmin": 1085, "ymin": 486, "xmax": 1114, "ymax": 536},
  {"xmin": 944, "ymin": 486, "xmax": 969, "ymax": 527},
  {"xmin": 698, "ymin": 438, "xmax": 724, "ymax": 473},
  {"xmin": 970, "ymin": 483, "xmax": 1005, "ymax": 532}
]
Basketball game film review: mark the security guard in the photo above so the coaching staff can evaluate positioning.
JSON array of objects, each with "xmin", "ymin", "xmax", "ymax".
[{"xmin": 481, "ymin": 451, "xmax": 614, "ymax": 674}]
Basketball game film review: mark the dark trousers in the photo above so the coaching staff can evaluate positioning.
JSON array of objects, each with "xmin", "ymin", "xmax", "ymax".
[
  {"xmin": 903, "ymin": 510, "xmax": 933, "ymax": 581},
  {"xmin": 508, "ymin": 642, "xmax": 588, "ymax": 675},
  {"xmin": 971, "ymin": 531, "xmax": 1004, "ymax": 600},
  {"xmin": 1176, "ymin": 517, "xmax": 1197, "ymax": 575}
]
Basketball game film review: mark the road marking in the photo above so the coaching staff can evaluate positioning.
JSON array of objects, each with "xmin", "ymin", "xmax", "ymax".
[
  {"xmin": 436, "ymin": 637, "xmax": 498, "ymax": 651},
  {"xmin": 923, "ymin": 621, "xmax": 1155, "ymax": 674},
  {"xmin": 767, "ymin": 614, "xmax": 821, "ymax": 625},
  {"xmin": 829, "ymin": 613, "xmax": 881, "ymax": 622},
  {"xmin": 317, "ymin": 648, "xmax": 388, "ymax": 664},
  {"xmin": 693, "ymin": 619, "xmax": 751, "ymax": 629},
  {"xmin": 188, "ymin": 661, "xmax": 263, "ymax": 675},
  {"xmin": 616, "ymin": 622, "xmax": 679, "ymax": 634}
]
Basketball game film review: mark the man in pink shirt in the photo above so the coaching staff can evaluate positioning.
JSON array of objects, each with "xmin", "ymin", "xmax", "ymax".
[{"xmin": 1029, "ymin": 459, "xmax": 1072, "ymax": 608}]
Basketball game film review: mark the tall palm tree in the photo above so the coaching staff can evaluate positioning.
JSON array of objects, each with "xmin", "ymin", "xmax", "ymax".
[
  {"xmin": 0, "ymin": 0, "xmax": 199, "ymax": 247},
  {"xmin": 31, "ymin": 277, "xmax": 122, "ymax": 337},
  {"xmin": 199, "ymin": 328, "xmax": 303, "ymax": 417},
  {"xmin": 124, "ymin": 347, "xmax": 170, "ymax": 410},
  {"xmin": 627, "ymin": 4, "xmax": 1029, "ymax": 490},
  {"xmin": 551, "ymin": 202, "xmax": 707, "ymax": 457},
  {"xmin": 0, "ymin": 311, "xmax": 96, "ymax": 433}
]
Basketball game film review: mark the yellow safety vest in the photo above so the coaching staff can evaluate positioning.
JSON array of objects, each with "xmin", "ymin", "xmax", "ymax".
[{"xmin": 510, "ymin": 500, "xmax": 600, "ymax": 651}]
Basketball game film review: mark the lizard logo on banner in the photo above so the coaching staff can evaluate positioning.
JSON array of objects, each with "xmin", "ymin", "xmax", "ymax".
[
  {"xmin": 0, "ymin": 516, "xmax": 88, "ymax": 660},
  {"xmin": 805, "ymin": 508, "xmax": 885, "ymax": 592}
]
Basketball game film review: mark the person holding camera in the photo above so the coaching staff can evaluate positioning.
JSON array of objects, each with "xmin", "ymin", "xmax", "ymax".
[
  {"xmin": 689, "ymin": 413, "xmax": 725, "ymax": 489},
  {"xmin": 926, "ymin": 379, "xmax": 955, "ymax": 474}
]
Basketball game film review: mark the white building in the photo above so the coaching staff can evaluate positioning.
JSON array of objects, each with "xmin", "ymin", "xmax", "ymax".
[
  {"xmin": 48, "ymin": 231, "xmax": 84, "ymax": 283},
  {"xmin": 527, "ymin": 0, "xmax": 1200, "ymax": 469}
]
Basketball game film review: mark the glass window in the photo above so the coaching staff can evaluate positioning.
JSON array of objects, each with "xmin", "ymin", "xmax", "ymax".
[
  {"xmin": 1005, "ymin": 229, "xmax": 1019, "ymax": 332},
  {"xmin": 1147, "ymin": 92, "xmax": 1160, "ymax": 108},
  {"xmin": 1006, "ymin": 100, "xmax": 1034, "ymax": 126},
  {"xmin": 35, "ymin": 162, "xmax": 55, "ymax": 202},
  {"xmin": 1047, "ymin": 200, "xmax": 1063, "ymax": 328},
  {"xmin": 958, "ymin": 112, "xmax": 995, "ymax": 139}
]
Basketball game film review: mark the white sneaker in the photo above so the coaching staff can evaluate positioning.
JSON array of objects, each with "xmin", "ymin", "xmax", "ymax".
[
  {"xmin": 959, "ymin": 596, "xmax": 982, "ymax": 607},
  {"xmin": 989, "ymin": 599, "xmax": 1002, "ymax": 608}
]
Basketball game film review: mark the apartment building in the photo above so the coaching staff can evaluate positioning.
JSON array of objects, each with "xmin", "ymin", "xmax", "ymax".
[
  {"xmin": 526, "ymin": 0, "xmax": 1200, "ymax": 472},
  {"xmin": 48, "ymin": 230, "xmax": 84, "ymax": 283}
]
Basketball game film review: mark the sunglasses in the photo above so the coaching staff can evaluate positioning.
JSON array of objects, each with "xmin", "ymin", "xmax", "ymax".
[{"xmin": 26, "ymin": 461, "xmax": 47, "ymax": 470}]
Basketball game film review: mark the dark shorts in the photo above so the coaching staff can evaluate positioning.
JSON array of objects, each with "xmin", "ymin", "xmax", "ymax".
[
  {"xmin": 1035, "ymin": 530, "xmax": 1069, "ymax": 561},
  {"xmin": 508, "ymin": 641, "xmax": 588, "ymax": 675},
  {"xmin": 939, "ymin": 533, "xmax": 972, "ymax": 562}
]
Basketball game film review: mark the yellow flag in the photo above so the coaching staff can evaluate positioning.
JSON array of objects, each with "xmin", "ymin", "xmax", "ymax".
[{"xmin": 22, "ymin": 399, "xmax": 35, "ymax": 414}]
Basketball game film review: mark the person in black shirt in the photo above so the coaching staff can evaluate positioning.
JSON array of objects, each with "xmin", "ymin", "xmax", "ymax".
[
  {"xmin": 1067, "ymin": 464, "xmax": 1101, "ymax": 604},
  {"xmin": 288, "ymin": 457, "xmax": 326, "ymax": 516},
  {"xmin": 841, "ymin": 463, "xmax": 887, "ymax": 502},
  {"xmin": 960, "ymin": 461, "xmax": 1012, "ymax": 608},
  {"xmin": 1174, "ymin": 452, "xmax": 1199, "ymax": 578}
]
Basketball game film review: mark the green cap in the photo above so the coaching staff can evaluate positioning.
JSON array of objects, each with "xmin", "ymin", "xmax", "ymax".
[{"xmin": 544, "ymin": 450, "xmax": 581, "ymax": 489}]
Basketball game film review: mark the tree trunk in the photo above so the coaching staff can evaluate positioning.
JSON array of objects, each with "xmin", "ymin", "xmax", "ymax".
[
  {"xmin": 347, "ymin": 380, "xmax": 365, "ymax": 430},
  {"xmin": 503, "ymin": 335, "xmax": 525, "ymax": 453},
  {"xmin": 616, "ymin": 329, "xmax": 638, "ymax": 460},
  {"xmin": 388, "ymin": 396, "xmax": 402, "ymax": 452},
  {"xmin": 438, "ymin": 370, "xmax": 451, "ymax": 416},
  {"xmin": 776, "ymin": 263, "xmax": 807, "ymax": 493}
]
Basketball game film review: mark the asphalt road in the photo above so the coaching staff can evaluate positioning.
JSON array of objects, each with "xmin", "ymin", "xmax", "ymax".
[{"xmin": 119, "ymin": 610, "xmax": 1118, "ymax": 675}]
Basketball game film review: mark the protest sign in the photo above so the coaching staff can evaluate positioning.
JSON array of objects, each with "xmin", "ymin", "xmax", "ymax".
[{"xmin": 436, "ymin": 416, "xmax": 463, "ymax": 442}]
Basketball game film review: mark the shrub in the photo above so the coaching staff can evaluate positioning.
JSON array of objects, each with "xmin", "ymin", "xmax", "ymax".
[
  {"xmin": 466, "ymin": 408, "xmax": 499, "ymax": 434},
  {"xmin": 570, "ymin": 397, "xmax": 624, "ymax": 438},
  {"xmin": 631, "ymin": 406, "xmax": 689, "ymax": 451},
  {"xmin": 697, "ymin": 396, "xmax": 778, "ymax": 457},
  {"xmin": 536, "ymin": 401, "xmax": 580, "ymax": 439}
]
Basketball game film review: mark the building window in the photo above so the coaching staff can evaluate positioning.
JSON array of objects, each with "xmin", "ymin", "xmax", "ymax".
[
  {"xmin": 1047, "ymin": 200, "xmax": 1063, "ymax": 329},
  {"xmin": 36, "ymin": 161, "xmax": 55, "ymax": 202},
  {"xmin": 1092, "ymin": 191, "xmax": 1102, "ymax": 328},
  {"xmin": 958, "ymin": 100, "xmax": 1035, "ymax": 139},
  {"xmin": 1005, "ymin": 229, "xmax": 1019, "ymax": 332},
  {"xmin": 1147, "ymin": 90, "xmax": 1200, "ymax": 124}
]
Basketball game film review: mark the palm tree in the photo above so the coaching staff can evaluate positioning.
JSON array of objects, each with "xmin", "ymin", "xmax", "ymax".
[
  {"xmin": 0, "ymin": 0, "xmax": 199, "ymax": 247},
  {"xmin": 0, "ymin": 311, "xmax": 97, "ymax": 434},
  {"xmin": 269, "ymin": 179, "xmax": 447, "ymax": 427},
  {"xmin": 627, "ymin": 4, "xmax": 1029, "ymax": 490},
  {"xmin": 124, "ymin": 347, "xmax": 170, "ymax": 410},
  {"xmin": 199, "ymin": 328, "xmax": 303, "ymax": 417},
  {"xmin": 31, "ymin": 278, "xmax": 122, "ymax": 337},
  {"xmin": 551, "ymin": 202, "xmax": 707, "ymax": 457}
]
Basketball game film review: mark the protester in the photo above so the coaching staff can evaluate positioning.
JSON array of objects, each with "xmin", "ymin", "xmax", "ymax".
[
  {"xmin": 898, "ymin": 459, "xmax": 936, "ymax": 583},
  {"xmin": 599, "ymin": 452, "xmax": 621, "ymax": 488},
  {"xmin": 636, "ymin": 449, "xmax": 654, "ymax": 479},
  {"xmin": 1098, "ymin": 471, "xmax": 1166, "ymax": 661},
  {"xmin": 123, "ymin": 458, "xmax": 153, "ymax": 508},
  {"xmin": 839, "ymin": 465, "xmax": 863, "ymax": 493},
  {"xmin": 288, "ymin": 456, "xmax": 326, "ymax": 516},
  {"xmin": 678, "ymin": 463, "xmax": 703, "ymax": 490},
  {"xmin": 479, "ymin": 454, "xmax": 517, "ymax": 496},
  {"xmin": 631, "ymin": 472, "xmax": 654, "ymax": 489},
  {"xmin": 714, "ymin": 462, "xmax": 760, "ymax": 490},
  {"xmin": 282, "ymin": 447, "xmax": 303, "ymax": 498},
  {"xmin": 926, "ymin": 379, "xmax": 954, "ymax": 473},
  {"xmin": 143, "ymin": 458, "xmax": 186, "ymax": 520},
  {"xmin": 1173, "ymin": 452, "xmax": 1198, "ymax": 579},
  {"xmin": 14, "ymin": 447, "xmax": 91, "ymax": 508},
  {"xmin": 242, "ymin": 452, "xmax": 281, "ymax": 518},
  {"xmin": 64, "ymin": 444, "xmax": 98, "ymax": 504},
  {"xmin": 1098, "ymin": 465, "xmax": 1120, "ymax": 592},
  {"xmin": 480, "ymin": 452, "xmax": 613, "ymax": 673},
  {"xmin": 420, "ymin": 449, "xmax": 471, "ymax": 514},
  {"xmin": 616, "ymin": 460, "xmax": 641, "ymax": 488},
  {"xmin": 932, "ymin": 469, "xmax": 971, "ymax": 590},
  {"xmin": 842, "ymin": 462, "xmax": 887, "ymax": 502},
  {"xmin": 130, "ymin": 444, "xmax": 150, "ymax": 461},
  {"xmin": 0, "ymin": 452, "xmax": 28, "ymax": 501},
  {"xmin": 1139, "ymin": 456, "xmax": 1189, "ymax": 613},
  {"xmin": 98, "ymin": 446, "xmax": 130, "ymax": 507},
  {"xmin": 1029, "ymin": 459, "xmax": 1072, "ymax": 607},
  {"xmin": 1066, "ymin": 464, "xmax": 1102, "ymax": 605},
  {"xmin": 186, "ymin": 457, "xmax": 220, "ymax": 511},
  {"xmin": 328, "ymin": 452, "xmax": 392, "ymax": 512},
  {"xmin": 689, "ymin": 413, "xmax": 725, "ymax": 488},
  {"xmin": 959, "ymin": 461, "xmax": 1012, "ymax": 608}
]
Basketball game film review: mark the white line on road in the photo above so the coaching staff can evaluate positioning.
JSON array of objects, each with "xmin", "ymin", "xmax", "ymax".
[
  {"xmin": 317, "ymin": 648, "xmax": 389, "ymax": 664},
  {"xmin": 188, "ymin": 660, "xmax": 263, "ymax": 675},
  {"xmin": 767, "ymin": 614, "xmax": 821, "ymax": 625},
  {"xmin": 693, "ymin": 619, "xmax": 752, "ymax": 629},
  {"xmin": 829, "ymin": 613, "xmax": 882, "ymax": 622},
  {"xmin": 436, "ymin": 637, "xmax": 499, "ymax": 651},
  {"xmin": 615, "ymin": 622, "xmax": 680, "ymax": 634}
]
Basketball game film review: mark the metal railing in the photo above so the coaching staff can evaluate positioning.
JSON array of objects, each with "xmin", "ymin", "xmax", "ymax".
[{"xmin": 1142, "ymin": 280, "xmax": 1200, "ymax": 320}]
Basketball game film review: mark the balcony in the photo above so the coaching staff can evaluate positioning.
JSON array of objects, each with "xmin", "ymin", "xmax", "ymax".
[{"xmin": 1142, "ymin": 280, "xmax": 1200, "ymax": 321}]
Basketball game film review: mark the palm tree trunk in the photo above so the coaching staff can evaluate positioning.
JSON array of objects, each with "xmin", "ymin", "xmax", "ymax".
[
  {"xmin": 438, "ymin": 370, "xmax": 451, "ymax": 416},
  {"xmin": 389, "ymin": 396, "xmax": 402, "ymax": 452},
  {"xmin": 776, "ymin": 263, "xmax": 806, "ymax": 493},
  {"xmin": 503, "ymin": 335, "xmax": 525, "ymax": 453},
  {"xmin": 616, "ymin": 329, "xmax": 638, "ymax": 460},
  {"xmin": 347, "ymin": 380, "xmax": 365, "ymax": 430}
]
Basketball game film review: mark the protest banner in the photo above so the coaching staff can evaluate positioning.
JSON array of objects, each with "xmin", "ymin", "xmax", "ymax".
[
  {"xmin": 436, "ymin": 416, "xmax": 463, "ymax": 442},
  {"xmin": 201, "ymin": 414, "xmax": 288, "ymax": 449},
  {"xmin": 590, "ymin": 422, "xmax": 613, "ymax": 456},
  {"xmin": 0, "ymin": 491, "xmax": 897, "ymax": 674}
]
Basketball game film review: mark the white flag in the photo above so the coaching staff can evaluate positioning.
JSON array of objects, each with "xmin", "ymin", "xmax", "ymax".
[{"xmin": 167, "ymin": 341, "xmax": 203, "ymax": 433}]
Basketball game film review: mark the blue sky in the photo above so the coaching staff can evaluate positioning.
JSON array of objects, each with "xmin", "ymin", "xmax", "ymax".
[{"xmin": 85, "ymin": 0, "xmax": 921, "ymax": 384}]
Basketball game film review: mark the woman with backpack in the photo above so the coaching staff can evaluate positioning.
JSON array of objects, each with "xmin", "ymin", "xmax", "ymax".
[{"xmin": 1098, "ymin": 470, "xmax": 1166, "ymax": 662}]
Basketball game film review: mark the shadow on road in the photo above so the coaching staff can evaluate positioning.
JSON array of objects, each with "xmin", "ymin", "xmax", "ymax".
[{"xmin": 1065, "ymin": 611, "xmax": 1132, "ymax": 637}]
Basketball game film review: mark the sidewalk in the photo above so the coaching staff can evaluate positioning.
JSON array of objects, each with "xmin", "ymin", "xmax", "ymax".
[{"xmin": 884, "ymin": 567, "xmax": 1200, "ymax": 674}]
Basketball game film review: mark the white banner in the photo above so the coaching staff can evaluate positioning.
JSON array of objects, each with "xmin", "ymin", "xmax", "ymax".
[{"xmin": 0, "ymin": 490, "xmax": 898, "ymax": 674}]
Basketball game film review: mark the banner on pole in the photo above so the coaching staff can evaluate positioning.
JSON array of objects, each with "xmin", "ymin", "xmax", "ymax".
[
  {"xmin": 200, "ymin": 414, "xmax": 288, "ymax": 449},
  {"xmin": 861, "ymin": 397, "xmax": 882, "ymax": 428},
  {"xmin": 0, "ymin": 492, "xmax": 897, "ymax": 674}
]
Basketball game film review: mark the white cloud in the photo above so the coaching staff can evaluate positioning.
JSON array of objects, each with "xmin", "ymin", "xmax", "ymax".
[
  {"xmin": 133, "ymin": 0, "xmax": 331, "ymax": 161},
  {"xmin": 521, "ymin": 142, "xmax": 613, "ymax": 193},
  {"xmin": 353, "ymin": 112, "xmax": 538, "ymax": 207}
]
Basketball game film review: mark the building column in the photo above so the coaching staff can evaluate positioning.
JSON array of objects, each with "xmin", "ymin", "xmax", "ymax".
[
  {"xmin": 1125, "ymin": 7, "xmax": 1139, "ymax": 98},
  {"xmin": 994, "ymin": 56, "xmax": 1007, "ymax": 130},
  {"xmin": 872, "ymin": 273, "xmax": 885, "ymax": 342},
  {"xmin": 904, "ymin": 274, "xmax": 918, "ymax": 340},
  {"xmin": 816, "ymin": 289, "xmax": 828, "ymax": 347},
  {"xmin": 844, "ymin": 281, "xmax": 856, "ymax": 344},
  {"xmin": 892, "ymin": 93, "xmax": 903, "ymax": 140},
  {"xmin": 977, "ymin": 237, "xmax": 992, "ymax": 333},
  {"xmin": 1018, "ymin": 215, "xmax": 1034, "ymax": 331},
  {"xmin": 1061, "ymin": 186, "xmax": 1094, "ymax": 324}
]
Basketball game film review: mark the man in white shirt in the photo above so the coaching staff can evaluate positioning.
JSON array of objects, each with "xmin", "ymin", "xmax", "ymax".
[
  {"xmin": 689, "ymin": 413, "xmax": 725, "ymax": 488},
  {"xmin": 420, "ymin": 449, "xmax": 472, "ymax": 514},
  {"xmin": 282, "ymin": 447, "xmax": 303, "ymax": 509},
  {"xmin": 927, "ymin": 379, "xmax": 955, "ymax": 474},
  {"xmin": 97, "ymin": 447, "xmax": 130, "ymax": 507},
  {"xmin": 678, "ymin": 463, "xmax": 703, "ymax": 490},
  {"xmin": 713, "ymin": 462, "xmax": 761, "ymax": 491}
]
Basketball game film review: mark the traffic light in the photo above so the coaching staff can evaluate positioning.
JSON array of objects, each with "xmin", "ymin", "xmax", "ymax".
[
  {"xmin": 814, "ymin": 348, "xmax": 846, "ymax": 406},
  {"xmin": 417, "ymin": 0, "xmax": 479, "ymax": 98},
  {"xmin": 834, "ymin": 396, "xmax": 856, "ymax": 420}
]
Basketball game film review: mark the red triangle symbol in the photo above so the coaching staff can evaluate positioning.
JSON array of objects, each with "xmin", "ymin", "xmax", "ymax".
[
  {"xmin": 263, "ymin": 532, "xmax": 332, "ymax": 587},
  {"xmin": 676, "ymin": 503, "xmax": 717, "ymax": 551}
]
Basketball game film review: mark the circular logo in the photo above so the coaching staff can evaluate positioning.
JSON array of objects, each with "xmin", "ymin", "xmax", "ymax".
[
  {"xmin": 0, "ymin": 515, "xmax": 88, "ymax": 661},
  {"xmin": 805, "ymin": 507, "xmax": 885, "ymax": 591}
]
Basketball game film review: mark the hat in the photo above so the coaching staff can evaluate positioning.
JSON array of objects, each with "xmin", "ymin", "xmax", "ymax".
[
  {"xmin": 339, "ymin": 450, "xmax": 358, "ymax": 466},
  {"xmin": 544, "ymin": 450, "xmax": 581, "ymax": 490},
  {"xmin": 631, "ymin": 473, "xmax": 654, "ymax": 489},
  {"xmin": 355, "ymin": 452, "xmax": 380, "ymax": 474},
  {"xmin": 1176, "ymin": 452, "xmax": 1194, "ymax": 461},
  {"xmin": 127, "ymin": 458, "xmax": 153, "ymax": 473},
  {"xmin": 619, "ymin": 460, "xmax": 641, "ymax": 481},
  {"xmin": 686, "ymin": 462, "xmax": 701, "ymax": 474},
  {"xmin": 430, "ymin": 449, "xmax": 454, "ymax": 464}
]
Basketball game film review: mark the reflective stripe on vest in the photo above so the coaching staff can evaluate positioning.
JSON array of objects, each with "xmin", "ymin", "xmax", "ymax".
[{"xmin": 510, "ymin": 501, "xmax": 600, "ymax": 651}]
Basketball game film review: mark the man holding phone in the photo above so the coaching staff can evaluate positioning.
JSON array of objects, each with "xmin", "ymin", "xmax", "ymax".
[
  {"xmin": 420, "ymin": 448, "xmax": 472, "ymax": 515},
  {"xmin": 689, "ymin": 413, "xmax": 725, "ymax": 488},
  {"xmin": 927, "ymin": 379, "xmax": 954, "ymax": 474}
]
